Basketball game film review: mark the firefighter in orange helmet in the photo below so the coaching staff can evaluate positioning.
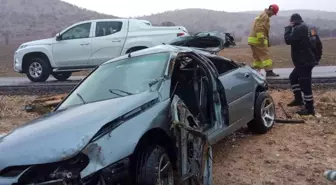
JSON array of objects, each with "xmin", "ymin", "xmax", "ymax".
[{"xmin": 248, "ymin": 4, "xmax": 280, "ymax": 77}]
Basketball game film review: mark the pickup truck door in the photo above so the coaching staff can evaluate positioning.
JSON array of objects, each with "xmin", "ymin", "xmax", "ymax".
[
  {"xmin": 90, "ymin": 20, "xmax": 127, "ymax": 65},
  {"xmin": 52, "ymin": 22, "xmax": 93, "ymax": 67}
]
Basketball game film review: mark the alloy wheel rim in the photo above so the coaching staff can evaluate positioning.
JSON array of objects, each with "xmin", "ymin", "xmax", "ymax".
[
  {"xmin": 261, "ymin": 98, "xmax": 275, "ymax": 127},
  {"xmin": 157, "ymin": 154, "xmax": 174, "ymax": 185},
  {"xmin": 29, "ymin": 62, "xmax": 42, "ymax": 78}
]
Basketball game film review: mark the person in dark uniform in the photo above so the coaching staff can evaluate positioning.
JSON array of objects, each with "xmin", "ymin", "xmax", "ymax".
[{"xmin": 284, "ymin": 13, "xmax": 323, "ymax": 116}]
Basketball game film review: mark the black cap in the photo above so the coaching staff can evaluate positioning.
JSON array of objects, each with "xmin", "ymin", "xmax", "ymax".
[{"xmin": 290, "ymin": 13, "xmax": 303, "ymax": 23}]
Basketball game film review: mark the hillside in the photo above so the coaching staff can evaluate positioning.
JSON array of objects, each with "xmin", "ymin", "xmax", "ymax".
[
  {"xmin": 244, "ymin": 9, "xmax": 336, "ymax": 20},
  {"xmin": 140, "ymin": 8, "xmax": 336, "ymax": 43},
  {"xmin": 219, "ymin": 38, "xmax": 336, "ymax": 68},
  {"xmin": 0, "ymin": 0, "xmax": 117, "ymax": 44},
  {"xmin": 1, "ymin": 1, "xmax": 335, "ymax": 45}
]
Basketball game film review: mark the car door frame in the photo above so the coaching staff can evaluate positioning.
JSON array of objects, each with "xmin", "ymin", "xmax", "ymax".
[
  {"xmin": 206, "ymin": 57, "xmax": 255, "ymax": 144},
  {"xmin": 52, "ymin": 21, "xmax": 94, "ymax": 68},
  {"xmin": 168, "ymin": 51, "xmax": 228, "ymax": 143},
  {"xmin": 89, "ymin": 20, "xmax": 128, "ymax": 66}
]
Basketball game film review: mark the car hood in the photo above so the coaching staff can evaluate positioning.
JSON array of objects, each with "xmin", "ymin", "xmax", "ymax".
[
  {"xmin": 0, "ymin": 91, "xmax": 158, "ymax": 170},
  {"xmin": 169, "ymin": 31, "xmax": 235, "ymax": 54},
  {"xmin": 23, "ymin": 38, "xmax": 53, "ymax": 46}
]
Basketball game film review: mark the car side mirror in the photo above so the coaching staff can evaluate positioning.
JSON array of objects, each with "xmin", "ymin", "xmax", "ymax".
[{"xmin": 55, "ymin": 33, "xmax": 62, "ymax": 41}]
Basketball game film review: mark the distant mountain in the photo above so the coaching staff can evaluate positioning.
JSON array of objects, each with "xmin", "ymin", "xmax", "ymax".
[
  {"xmin": 139, "ymin": 8, "xmax": 336, "ymax": 44},
  {"xmin": 0, "ymin": 1, "xmax": 335, "ymax": 46},
  {"xmin": 0, "ymin": 0, "xmax": 117, "ymax": 44}
]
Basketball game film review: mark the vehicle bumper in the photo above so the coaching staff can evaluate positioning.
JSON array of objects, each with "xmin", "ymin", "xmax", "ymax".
[
  {"xmin": 13, "ymin": 51, "xmax": 24, "ymax": 73},
  {"xmin": 0, "ymin": 157, "xmax": 132, "ymax": 185},
  {"xmin": 99, "ymin": 157, "xmax": 132, "ymax": 185}
]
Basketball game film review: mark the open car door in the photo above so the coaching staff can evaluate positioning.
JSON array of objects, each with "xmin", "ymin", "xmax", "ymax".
[
  {"xmin": 170, "ymin": 95, "xmax": 213, "ymax": 185},
  {"xmin": 169, "ymin": 31, "xmax": 235, "ymax": 55}
]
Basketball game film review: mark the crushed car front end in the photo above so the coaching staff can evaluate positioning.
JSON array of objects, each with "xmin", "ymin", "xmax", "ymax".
[
  {"xmin": 0, "ymin": 93, "xmax": 170, "ymax": 185},
  {"xmin": 0, "ymin": 47, "xmax": 179, "ymax": 185}
]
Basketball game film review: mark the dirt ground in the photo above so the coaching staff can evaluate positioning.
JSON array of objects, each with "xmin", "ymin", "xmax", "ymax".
[{"xmin": 0, "ymin": 90, "xmax": 335, "ymax": 184}]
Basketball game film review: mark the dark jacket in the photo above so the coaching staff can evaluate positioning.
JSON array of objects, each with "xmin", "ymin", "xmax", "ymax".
[{"xmin": 284, "ymin": 22, "xmax": 319, "ymax": 67}]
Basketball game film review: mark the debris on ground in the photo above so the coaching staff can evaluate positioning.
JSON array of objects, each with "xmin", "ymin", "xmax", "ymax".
[
  {"xmin": 1, "ymin": 90, "xmax": 335, "ymax": 185},
  {"xmin": 24, "ymin": 94, "xmax": 67, "ymax": 114},
  {"xmin": 324, "ymin": 170, "xmax": 336, "ymax": 182}
]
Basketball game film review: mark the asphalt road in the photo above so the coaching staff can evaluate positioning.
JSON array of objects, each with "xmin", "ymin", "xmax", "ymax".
[
  {"xmin": 260, "ymin": 66, "xmax": 336, "ymax": 79},
  {"xmin": 1, "ymin": 66, "xmax": 336, "ymax": 86},
  {"xmin": 0, "ymin": 76, "xmax": 84, "ymax": 86}
]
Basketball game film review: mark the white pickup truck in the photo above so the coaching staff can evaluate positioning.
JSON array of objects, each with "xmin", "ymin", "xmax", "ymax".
[{"xmin": 14, "ymin": 19, "xmax": 188, "ymax": 82}]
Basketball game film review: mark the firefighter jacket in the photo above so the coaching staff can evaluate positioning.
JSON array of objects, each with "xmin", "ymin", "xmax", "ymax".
[
  {"xmin": 284, "ymin": 22, "xmax": 322, "ymax": 67},
  {"xmin": 248, "ymin": 11, "xmax": 270, "ymax": 47}
]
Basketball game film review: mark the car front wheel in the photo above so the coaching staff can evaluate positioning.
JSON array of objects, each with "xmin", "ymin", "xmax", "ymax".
[
  {"xmin": 26, "ymin": 57, "xmax": 51, "ymax": 82},
  {"xmin": 52, "ymin": 72, "xmax": 72, "ymax": 81},
  {"xmin": 248, "ymin": 91, "xmax": 276, "ymax": 134},
  {"xmin": 136, "ymin": 145, "xmax": 174, "ymax": 185}
]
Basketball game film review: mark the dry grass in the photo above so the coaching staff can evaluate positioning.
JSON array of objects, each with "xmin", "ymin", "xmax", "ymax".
[
  {"xmin": 219, "ymin": 38, "xmax": 336, "ymax": 68},
  {"xmin": 0, "ymin": 90, "xmax": 335, "ymax": 184},
  {"xmin": 0, "ymin": 95, "xmax": 39, "ymax": 133},
  {"xmin": 1, "ymin": 38, "xmax": 336, "ymax": 77}
]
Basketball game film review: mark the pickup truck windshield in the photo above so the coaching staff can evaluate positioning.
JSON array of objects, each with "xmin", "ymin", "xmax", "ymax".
[{"xmin": 58, "ymin": 52, "xmax": 170, "ymax": 109}]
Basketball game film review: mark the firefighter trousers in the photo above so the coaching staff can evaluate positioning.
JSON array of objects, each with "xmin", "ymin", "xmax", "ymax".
[
  {"xmin": 289, "ymin": 66, "xmax": 314, "ymax": 111},
  {"xmin": 250, "ymin": 45, "xmax": 273, "ymax": 70}
]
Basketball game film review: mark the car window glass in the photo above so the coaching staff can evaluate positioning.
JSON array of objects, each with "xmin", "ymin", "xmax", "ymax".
[
  {"xmin": 57, "ymin": 52, "xmax": 171, "ymax": 109},
  {"xmin": 95, "ymin": 21, "xmax": 123, "ymax": 37},
  {"xmin": 62, "ymin": 23, "xmax": 91, "ymax": 40},
  {"xmin": 208, "ymin": 57, "xmax": 238, "ymax": 75}
]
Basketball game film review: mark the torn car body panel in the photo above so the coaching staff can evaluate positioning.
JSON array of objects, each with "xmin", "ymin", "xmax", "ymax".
[
  {"xmin": 0, "ymin": 91, "xmax": 159, "ymax": 170},
  {"xmin": 170, "ymin": 95, "xmax": 213, "ymax": 185},
  {"xmin": 80, "ymin": 98, "xmax": 172, "ymax": 178},
  {"xmin": 169, "ymin": 31, "xmax": 236, "ymax": 54}
]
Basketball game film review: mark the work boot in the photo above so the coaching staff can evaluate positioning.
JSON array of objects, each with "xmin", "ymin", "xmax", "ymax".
[
  {"xmin": 297, "ymin": 102, "xmax": 315, "ymax": 116},
  {"xmin": 296, "ymin": 108, "xmax": 315, "ymax": 116},
  {"xmin": 287, "ymin": 99, "xmax": 304, "ymax": 107},
  {"xmin": 287, "ymin": 92, "xmax": 304, "ymax": 107},
  {"xmin": 266, "ymin": 70, "xmax": 280, "ymax": 77}
]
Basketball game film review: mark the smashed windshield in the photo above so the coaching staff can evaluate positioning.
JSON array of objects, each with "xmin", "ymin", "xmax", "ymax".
[{"xmin": 57, "ymin": 52, "xmax": 171, "ymax": 109}]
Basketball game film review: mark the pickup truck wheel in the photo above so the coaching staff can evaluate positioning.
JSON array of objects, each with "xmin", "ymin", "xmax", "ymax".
[
  {"xmin": 136, "ymin": 145, "xmax": 174, "ymax": 185},
  {"xmin": 52, "ymin": 72, "xmax": 72, "ymax": 81},
  {"xmin": 26, "ymin": 57, "xmax": 51, "ymax": 82},
  {"xmin": 248, "ymin": 91, "xmax": 276, "ymax": 134}
]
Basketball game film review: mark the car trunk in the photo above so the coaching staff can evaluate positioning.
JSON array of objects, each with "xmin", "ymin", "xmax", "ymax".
[{"xmin": 169, "ymin": 32, "xmax": 235, "ymax": 54}]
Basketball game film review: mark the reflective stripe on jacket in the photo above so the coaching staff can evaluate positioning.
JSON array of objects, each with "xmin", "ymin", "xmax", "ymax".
[{"xmin": 248, "ymin": 11, "xmax": 270, "ymax": 46}]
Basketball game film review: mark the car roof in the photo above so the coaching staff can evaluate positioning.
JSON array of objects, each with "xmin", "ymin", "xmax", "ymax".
[
  {"xmin": 75, "ymin": 18, "xmax": 139, "ymax": 24},
  {"xmin": 103, "ymin": 45, "xmax": 217, "ymax": 65}
]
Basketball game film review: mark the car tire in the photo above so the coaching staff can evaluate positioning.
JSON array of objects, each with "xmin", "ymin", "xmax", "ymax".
[
  {"xmin": 248, "ymin": 91, "xmax": 276, "ymax": 134},
  {"xmin": 26, "ymin": 57, "xmax": 51, "ymax": 82},
  {"xmin": 136, "ymin": 145, "xmax": 174, "ymax": 185},
  {"xmin": 52, "ymin": 72, "xmax": 72, "ymax": 81}
]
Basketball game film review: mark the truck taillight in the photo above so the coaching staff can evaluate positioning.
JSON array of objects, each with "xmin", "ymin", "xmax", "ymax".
[{"xmin": 177, "ymin": 33, "xmax": 185, "ymax": 37}]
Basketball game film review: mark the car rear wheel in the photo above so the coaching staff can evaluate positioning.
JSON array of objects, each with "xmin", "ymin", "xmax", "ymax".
[
  {"xmin": 52, "ymin": 72, "xmax": 72, "ymax": 81},
  {"xmin": 248, "ymin": 91, "xmax": 276, "ymax": 134},
  {"xmin": 136, "ymin": 145, "xmax": 174, "ymax": 185},
  {"xmin": 26, "ymin": 57, "xmax": 51, "ymax": 82}
]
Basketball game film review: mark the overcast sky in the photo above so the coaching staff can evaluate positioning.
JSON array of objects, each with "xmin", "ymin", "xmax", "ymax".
[{"xmin": 62, "ymin": 0, "xmax": 336, "ymax": 17}]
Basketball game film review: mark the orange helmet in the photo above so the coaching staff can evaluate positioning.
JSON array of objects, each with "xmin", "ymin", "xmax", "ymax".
[{"xmin": 269, "ymin": 4, "xmax": 279, "ymax": 15}]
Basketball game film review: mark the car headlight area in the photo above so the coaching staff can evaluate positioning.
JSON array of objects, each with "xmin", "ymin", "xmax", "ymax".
[
  {"xmin": 0, "ymin": 153, "xmax": 89, "ymax": 185},
  {"xmin": 0, "ymin": 152, "xmax": 132, "ymax": 185}
]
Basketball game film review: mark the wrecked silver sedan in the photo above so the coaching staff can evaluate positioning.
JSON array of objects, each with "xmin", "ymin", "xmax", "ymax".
[{"xmin": 0, "ymin": 43, "xmax": 275, "ymax": 185}]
